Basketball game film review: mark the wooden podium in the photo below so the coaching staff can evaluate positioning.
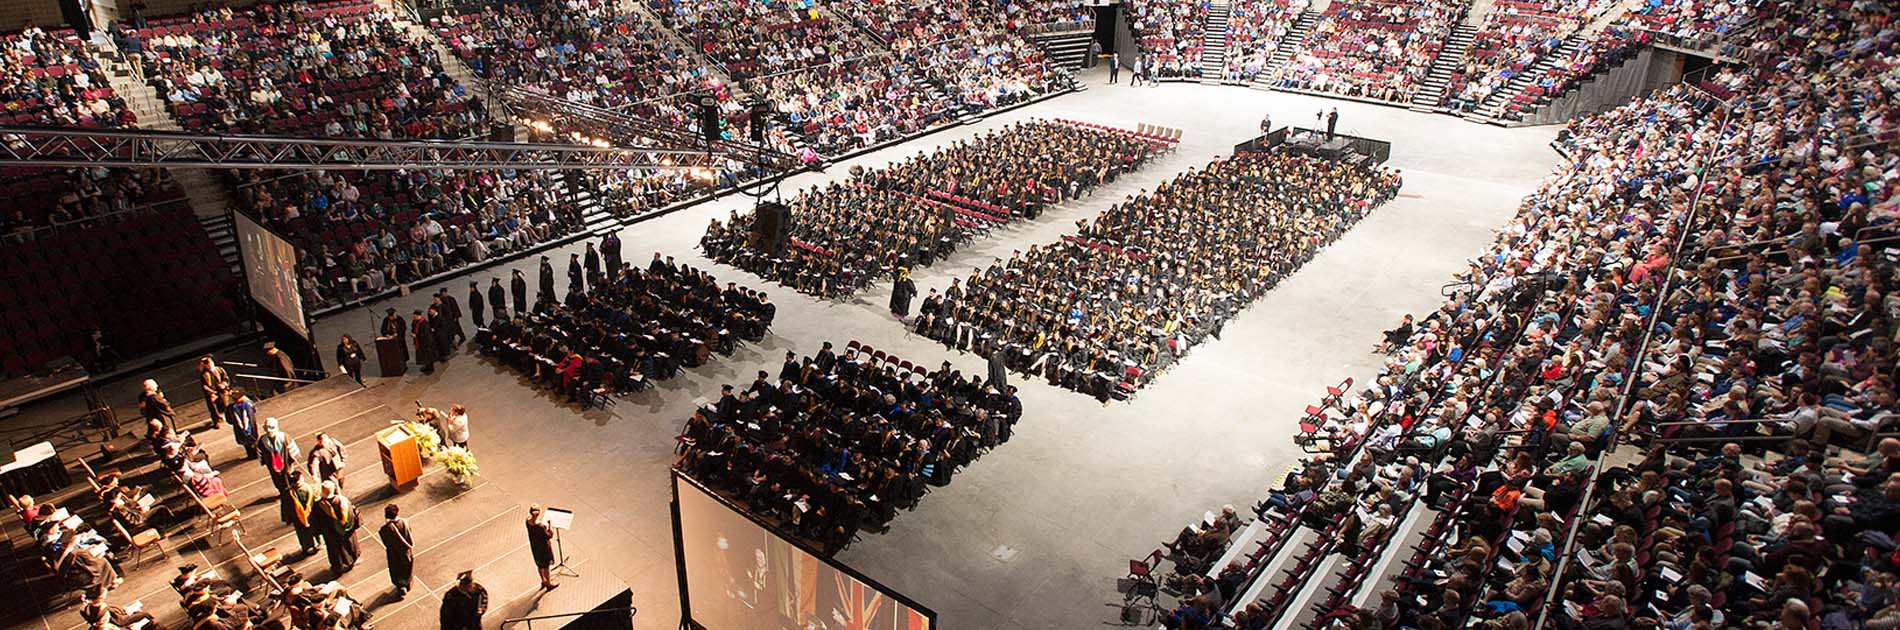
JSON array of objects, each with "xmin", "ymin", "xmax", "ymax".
[
  {"xmin": 375, "ymin": 426, "xmax": 422, "ymax": 491},
  {"xmin": 375, "ymin": 336, "xmax": 407, "ymax": 377}
]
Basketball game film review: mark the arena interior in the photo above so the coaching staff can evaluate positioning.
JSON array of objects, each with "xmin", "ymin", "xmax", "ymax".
[{"xmin": 0, "ymin": 0, "xmax": 1895, "ymax": 629}]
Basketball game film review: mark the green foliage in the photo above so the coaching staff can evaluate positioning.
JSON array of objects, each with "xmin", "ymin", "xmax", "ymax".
[{"xmin": 438, "ymin": 446, "xmax": 479, "ymax": 480}]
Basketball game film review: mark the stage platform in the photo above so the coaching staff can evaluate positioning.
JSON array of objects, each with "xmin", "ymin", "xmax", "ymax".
[{"xmin": 0, "ymin": 376, "xmax": 547, "ymax": 630}]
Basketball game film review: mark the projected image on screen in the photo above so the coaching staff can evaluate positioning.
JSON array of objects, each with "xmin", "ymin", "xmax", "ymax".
[
  {"xmin": 675, "ymin": 475, "xmax": 932, "ymax": 630},
  {"xmin": 233, "ymin": 212, "xmax": 308, "ymax": 337}
]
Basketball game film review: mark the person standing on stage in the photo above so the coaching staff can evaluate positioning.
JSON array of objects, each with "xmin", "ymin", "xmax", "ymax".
[
  {"xmin": 438, "ymin": 289, "xmax": 466, "ymax": 348},
  {"xmin": 336, "ymin": 335, "xmax": 366, "ymax": 387},
  {"xmin": 380, "ymin": 504, "xmax": 415, "ymax": 598},
  {"xmin": 306, "ymin": 432, "xmax": 347, "ymax": 489},
  {"xmin": 313, "ymin": 480, "xmax": 360, "ymax": 574},
  {"xmin": 1326, "ymin": 108, "xmax": 1339, "ymax": 139},
  {"xmin": 583, "ymin": 242, "xmax": 601, "ymax": 285},
  {"xmin": 139, "ymin": 379, "xmax": 176, "ymax": 432},
  {"xmin": 381, "ymin": 307, "xmax": 409, "ymax": 366},
  {"xmin": 198, "ymin": 356, "xmax": 231, "ymax": 429},
  {"xmin": 440, "ymin": 571, "xmax": 488, "ymax": 630},
  {"xmin": 467, "ymin": 281, "xmax": 485, "ymax": 328},
  {"xmin": 526, "ymin": 505, "xmax": 559, "ymax": 590},
  {"xmin": 412, "ymin": 309, "xmax": 436, "ymax": 374},
  {"xmin": 286, "ymin": 468, "xmax": 322, "ymax": 557},
  {"xmin": 445, "ymin": 404, "xmax": 471, "ymax": 450},
  {"xmin": 265, "ymin": 343, "xmax": 298, "ymax": 393},
  {"xmin": 228, "ymin": 389, "xmax": 259, "ymax": 460},
  {"xmin": 259, "ymin": 418, "xmax": 300, "ymax": 494}
]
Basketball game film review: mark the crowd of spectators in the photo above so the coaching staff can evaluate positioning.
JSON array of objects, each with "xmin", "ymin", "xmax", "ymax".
[
  {"xmin": 835, "ymin": 0, "xmax": 1065, "ymax": 115},
  {"xmin": 1442, "ymin": 0, "xmax": 1612, "ymax": 112},
  {"xmin": 1270, "ymin": 0, "xmax": 1463, "ymax": 102},
  {"xmin": 993, "ymin": 0, "xmax": 1094, "ymax": 30},
  {"xmin": 1, "ymin": 24, "xmax": 186, "ymax": 239},
  {"xmin": 241, "ymin": 167, "xmax": 579, "ymax": 308},
  {"xmin": 1130, "ymin": 0, "xmax": 1208, "ymax": 79},
  {"xmin": 112, "ymin": 0, "xmax": 579, "ymax": 309},
  {"xmin": 676, "ymin": 341, "xmax": 1023, "ymax": 553},
  {"xmin": 1184, "ymin": 1, "xmax": 1898, "ymax": 627},
  {"xmin": 433, "ymin": 0, "xmax": 765, "ymax": 214},
  {"xmin": 701, "ymin": 119, "xmax": 1165, "ymax": 298},
  {"xmin": 479, "ymin": 247, "xmax": 777, "ymax": 405},
  {"xmin": 915, "ymin": 149, "xmax": 1401, "ymax": 402},
  {"xmin": 1219, "ymin": 0, "xmax": 1308, "ymax": 82}
]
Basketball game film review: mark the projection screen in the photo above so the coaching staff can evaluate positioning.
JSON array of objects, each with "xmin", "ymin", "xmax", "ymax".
[
  {"xmin": 672, "ymin": 472, "xmax": 936, "ymax": 630},
  {"xmin": 232, "ymin": 211, "xmax": 308, "ymax": 338}
]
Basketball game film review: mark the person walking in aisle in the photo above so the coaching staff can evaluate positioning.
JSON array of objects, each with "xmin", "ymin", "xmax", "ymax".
[
  {"xmin": 467, "ymin": 281, "xmax": 485, "ymax": 328},
  {"xmin": 313, "ymin": 480, "xmax": 360, "ymax": 574},
  {"xmin": 198, "ymin": 356, "xmax": 230, "ymax": 429},
  {"xmin": 1108, "ymin": 52, "xmax": 1120, "ymax": 83}
]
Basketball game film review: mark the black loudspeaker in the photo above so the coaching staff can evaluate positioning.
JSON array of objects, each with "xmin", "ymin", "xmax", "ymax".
[
  {"xmin": 489, "ymin": 122, "xmax": 515, "ymax": 143},
  {"xmin": 750, "ymin": 201, "xmax": 788, "ymax": 255},
  {"xmin": 748, "ymin": 100, "xmax": 772, "ymax": 144},
  {"xmin": 698, "ymin": 95, "xmax": 720, "ymax": 145}
]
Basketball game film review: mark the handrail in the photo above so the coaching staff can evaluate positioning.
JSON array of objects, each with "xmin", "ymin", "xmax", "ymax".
[
  {"xmin": 229, "ymin": 371, "xmax": 324, "ymax": 385},
  {"xmin": 500, "ymin": 606, "xmax": 636, "ymax": 629},
  {"xmin": 0, "ymin": 193, "xmax": 197, "ymax": 245},
  {"xmin": 1533, "ymin": 98, "xmax": 1735, "ymax": 630}
]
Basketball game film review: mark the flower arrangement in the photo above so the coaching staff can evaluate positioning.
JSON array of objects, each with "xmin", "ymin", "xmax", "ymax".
[
  {"xmin": 438, "ymin": 446, "xmax": 479, "ymax": 483},
  {"xmin": 405, "ymin": 421, "xmax": 442, "ymax": 456}
]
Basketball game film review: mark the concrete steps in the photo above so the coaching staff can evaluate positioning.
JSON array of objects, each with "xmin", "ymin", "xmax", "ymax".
[
  {"xmin": 1260, "ymin": 10, "xmax": 1319, "ymax": 82},
  {"xmin": 1199, "ymin": 3, "xmax": 1231, "ymax": 78},
  {"xmin": 1026, "ymin": 29, "xmax": 1095, "ymax": 70},
  {"xmin": 1467, "ymin": 33, "xmax": 1584, "ymax": 121},
  {"xmin": 99, "ymin": 53, "xmax": 246, "ymax": 274},
  {"xmin": 1409, "ymin": 23, "xmax": 1477, "ymax": 111}
]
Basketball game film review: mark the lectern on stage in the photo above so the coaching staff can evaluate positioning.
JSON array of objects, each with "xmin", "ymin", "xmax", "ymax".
[
  {"xmin": 375, "ymin": 336, "xmax": 406, "ymax": 377},
  {"xmin": 375, "ymin": 425, "xmax": 422, "ymax": 490}
]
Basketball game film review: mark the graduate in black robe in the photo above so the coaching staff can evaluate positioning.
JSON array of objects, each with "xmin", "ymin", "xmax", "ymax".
[
  {"xmin": 601, "ymin": 233, "xmax": 621, "ymax": 275},
  {"xmin": 888, "ymin": 267, "xmax": 917, "ymax": 318},
  {"xmin": 468, "ymin": 281, "xmax": 486, "ymax": 328},
  {"xmin": 538, "ymin": 256, "xmax": 557, "ymax": 301},
  {"xmin": 380, "ymin": 504, "xmax": 415, "ymax": 597},
  {"xmin": 488, "ymin": 277, "xmax": 507, "ymax": 320},
  {"xmin": 412, "ymin": 310, "xmax": 437, "ymax": 372},
  {"xmin": 584, "ymin": 242, "xmax": 601, "ymax": 283},
  {"xmin": 511, "ymin": 270, "xmax": 529, "ymax": 314},
  {"xmin": 380, "ymin": 308, "xmax": 408, "ymax": 364},
  {"xmin": 313, "ymin": 482, "xmax": 360, "ymax": 574}
]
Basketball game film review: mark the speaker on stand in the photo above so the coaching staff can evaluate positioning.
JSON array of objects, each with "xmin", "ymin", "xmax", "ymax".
[
  {"xmin": 749, "ymin": 201, "xmax": 788, "ymax": 256},
  {"xmin": 698, "ymin": 94, "xmax": 720, "ymax": 146}
]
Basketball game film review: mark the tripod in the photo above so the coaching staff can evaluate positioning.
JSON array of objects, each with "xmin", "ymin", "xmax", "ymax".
[{"xmin": 550, "ymin": 528, "xmax": 580, "ymax": 578}]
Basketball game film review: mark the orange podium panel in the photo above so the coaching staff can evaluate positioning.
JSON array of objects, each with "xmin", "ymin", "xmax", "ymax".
[{"xmin": 375, "ymin": 426, "xmax": 422, "ymax": 491}]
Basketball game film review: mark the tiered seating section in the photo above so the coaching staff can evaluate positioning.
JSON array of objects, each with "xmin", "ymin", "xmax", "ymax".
[
  {"xmin": 1442, "ymin": 0, "xmax": 1612, "ymax": 111},
  {"xmin": 0, "ymin": 26, "xmax": 185, "ymax": 239},
  {"xmin": 700, "ymin": 119, "xmax": 1169, "ymax": 298},
  {"xmin": 993, "ymin": 0, "xmax": 1095, "ymax": 29},
  {"xmin": 2, "ymin": 205, "xmax": 237, "ymax": 376},
  {"xmin": 432, "ymin": 0, "xmax": 756, "ymax": 215},
  {"xmin": 1271, "ymin": 0, "xmax": 1466, "ymax": 102},
  {"xmin": 120, "ymin": 1, "xmax": 579, "ymax": 308},
  {"xmin": 1149, "ymin": 1, "xmax": 1900, "ymax": 628},
  {"xmin": 834, "ymin": 0, "xmax": 1064, "ymax": 114},
  {"xmin": 1221, "ymin": 0, "xmax": 1309, "ymax": 82},
  {"xmin": 1131, "ymin": 0, "xmax": 1207, "ymax": 78}
]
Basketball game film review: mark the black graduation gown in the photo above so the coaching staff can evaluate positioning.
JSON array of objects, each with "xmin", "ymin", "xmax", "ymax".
[
  {"xmin": 538, "ymin": 262, "xmax": 556, "ymax": 299},
  {"xmin": 315, "ymin": 497, "xmax": 360, "ymax": 572},
  {"xmin": 987, "ymin": 351, "xmax": 1009, "ymax": 390},
  {"xmin": 889, "ymin": 278, "xmax": 917, "ymax": 316},
  {"xmin": 381, "ymin": 314, "xmax": 409, "ymax": 362},
  {"xmin": 511, "ymin": 275, "xmax": 528, "ymax": 313},
  {"xmin": 602, "ymin": 235, "xmax": 621, "ymax": 273},
  {"xmin": 488, "ymin": 283, "xmax": 507, "ymax": 319},
  {"xmin": 584, "ymin": 249, "xmax": 600, "ymax": 281},
  {"xmin": 380, "ymin": 519, "xmax": 414, "ymax": 589},
  {"xmin": 468, "ymin": 288, "xmax": 485, "ymax": 327},
  {"xmin": 413, "ymin": 316, "xmax": 437, "ymax": 367}
]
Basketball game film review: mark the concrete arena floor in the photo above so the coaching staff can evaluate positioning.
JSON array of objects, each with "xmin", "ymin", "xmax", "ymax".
[{"xmin": 10, "ymin": 66, "xmax": 1560, "ymax": 630}]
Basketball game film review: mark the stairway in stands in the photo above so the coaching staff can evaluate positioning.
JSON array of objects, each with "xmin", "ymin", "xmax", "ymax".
[
  {"xmin": 1467, "ymin": 33, "xmax": 1584, "ymax": 122},
  {"xmin": 99, "ymin": 53, "xmax": 244, "ymax": 274},
  {"xmin": 1026, "ymin": 28, "xmax": 1095, "ymax": 70},
  {"xmin": 1408, "ymin": 23, "xmax": 1477, "ymax": 111},
  {"xmin": 1259, "ymin": 10, "xmax": 1319, "ymax": 83},
  {"xmin": 1199, "ymin": 2, "xmax": 1232, "ymax": 79}
]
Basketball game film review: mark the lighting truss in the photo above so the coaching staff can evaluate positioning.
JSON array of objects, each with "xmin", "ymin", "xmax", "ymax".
[{"xmin": 0, "ymin": 125, "xmax": 740, "ymax": 171}]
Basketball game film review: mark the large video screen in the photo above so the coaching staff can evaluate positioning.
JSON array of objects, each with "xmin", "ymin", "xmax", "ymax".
[
  {"xmin": 673, "ymin": 473, "xmax": 935, "ymax": 630},
  {"xmin": 233, "ymin": 212, "xmax": 308, "ymax": 337}
]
